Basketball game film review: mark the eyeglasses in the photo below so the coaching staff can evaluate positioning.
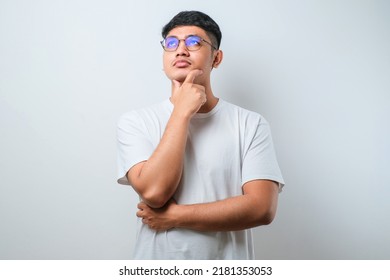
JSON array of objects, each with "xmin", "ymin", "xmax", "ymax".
[{"xmin": 160, "ymin": 35, "xmax": 217, "ymax": 52}]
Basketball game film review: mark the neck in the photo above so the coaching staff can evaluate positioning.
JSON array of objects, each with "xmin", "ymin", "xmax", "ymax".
[{"xmin": 198, "ymin": 87, "xmax": 219, "ymax": 113}]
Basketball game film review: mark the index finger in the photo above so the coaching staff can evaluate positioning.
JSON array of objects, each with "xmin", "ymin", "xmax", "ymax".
[
  {"xmin": 137, "ymin": 201, "xmax": 146, "ymax": 210},
  {"xmin": 183, "ymin": 69, "xmax": 203, "ymax": 84}
]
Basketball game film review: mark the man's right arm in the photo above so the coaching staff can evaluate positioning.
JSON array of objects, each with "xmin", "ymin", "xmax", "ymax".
[{"xmin": 127, "ymin": 69, "xmax": 205, "ymax": 208}]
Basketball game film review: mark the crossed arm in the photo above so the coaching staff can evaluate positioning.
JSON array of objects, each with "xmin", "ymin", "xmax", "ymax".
[
  {"xmin": 136, "ymin": 179, "xmax": 279, "ymax": 232},
  {"xmin": 127, "ymin": 70, "xmax": 205, "ymax": 208},
  {"xmin": 127, "ymin": 69, "xmax": 279, "ymax": 232}
]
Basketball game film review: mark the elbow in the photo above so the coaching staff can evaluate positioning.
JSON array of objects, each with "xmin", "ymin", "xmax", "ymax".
[
  {"xmin": 143, "ymin": 197, "xmax": 168, "ymax": 209},
  {"xmin": 260, "ymin": 211, "xmax": 276, "ymax": 225},
  {"xmin": 130, "ymin": 178, "xmax": 173, "ymax": 208},
  {"xmin": 253, "ymin": 208, "xmax": 277, "ymax": 227},
  {"xmin": 141, "ymin": 188, "xmax": 171, "ymax": 209}
]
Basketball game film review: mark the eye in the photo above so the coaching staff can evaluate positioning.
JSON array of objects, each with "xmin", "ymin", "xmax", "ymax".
[
  {"xmin": 185, "ymin": 36, "xmax": 201, "ymax": 47},
  {"xmin": 165, "ymin": 37, "xmax": 178, "ymax": 49}
]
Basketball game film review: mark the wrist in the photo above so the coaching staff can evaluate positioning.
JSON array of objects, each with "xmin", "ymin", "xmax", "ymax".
[
  {"xmin": 173, "ymin": 204, "xmax": 192, "ymax": 229},
  {"xmin": 171, "ymin": 108, "xmax": 193, "ymax": 123}
]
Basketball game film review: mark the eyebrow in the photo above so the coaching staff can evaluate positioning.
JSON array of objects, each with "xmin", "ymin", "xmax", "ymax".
[{"xmin": 166, "ymin": 34, "xmax": 199, "ymax": 39}]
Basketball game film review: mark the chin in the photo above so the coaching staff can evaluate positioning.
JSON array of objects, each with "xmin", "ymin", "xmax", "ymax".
[{"xmin": 169, "ymin": 69, "xmax": 190, "ymax": 82}]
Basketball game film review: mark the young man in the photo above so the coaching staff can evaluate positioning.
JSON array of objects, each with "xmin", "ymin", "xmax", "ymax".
[{"xmin": 117, "ymin": 11, "xmax": 284, "ymax": 259}]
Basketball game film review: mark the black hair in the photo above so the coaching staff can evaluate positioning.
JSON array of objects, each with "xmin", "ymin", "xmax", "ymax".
[{"xmin": 162, "ymin": 11, "xmax": 222, "ymax": 49}]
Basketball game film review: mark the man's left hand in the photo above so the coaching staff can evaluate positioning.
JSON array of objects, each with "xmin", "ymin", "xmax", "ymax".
[{"xmin": 136, "ymin": 199, "xmax": 178, "ymax": 231}]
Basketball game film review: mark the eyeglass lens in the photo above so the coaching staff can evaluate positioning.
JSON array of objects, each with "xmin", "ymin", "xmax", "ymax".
[{"xmin": 163, "ymin": 36, "xmax": 202, "ymax": 51}]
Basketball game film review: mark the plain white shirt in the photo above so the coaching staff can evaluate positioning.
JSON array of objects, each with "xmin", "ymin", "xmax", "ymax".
[{"xmin": 117, "ymin": 99, "xmax": 284, "ymax": 259}]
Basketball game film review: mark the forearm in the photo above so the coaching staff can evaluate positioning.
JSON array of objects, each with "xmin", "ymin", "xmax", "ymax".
[
  {"xmin": 137, "ymin": 180, "xmax": 279, "ymax": 231},
  {"xmin": 129, "ymin": 70, "xmax": 206, "ymax": 208},
  {"xmin": 129, "ymin": 110, "xmax": 190, "ymax": 208},
  {"xmin": 174, "ymin": 195, "xmax": 275, "ymax": 231}
]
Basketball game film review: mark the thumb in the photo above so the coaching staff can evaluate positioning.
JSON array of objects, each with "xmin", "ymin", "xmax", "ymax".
[{"xmin": 184, "ymin": 69, "xmax": 203, "ymax": 84}]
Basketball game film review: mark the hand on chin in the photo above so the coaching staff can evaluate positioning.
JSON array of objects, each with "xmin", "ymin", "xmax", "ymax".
[
  {"xmin": 171, "ymin": 69, "xmax": 191, "ymax": 83},
  {"xmin": 171, "ymin": 68, "xmax": 203, "ymax": 84}
]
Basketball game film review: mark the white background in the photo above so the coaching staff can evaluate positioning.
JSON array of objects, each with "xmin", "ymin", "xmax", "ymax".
[{"xmin": 1, "ymin": 0, "xmax": 389, "ymax": 259}]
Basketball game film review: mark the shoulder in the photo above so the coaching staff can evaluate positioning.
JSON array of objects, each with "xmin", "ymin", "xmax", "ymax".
[
  {"xmin": 220, "ymin": 99, "xmax": 267, "ymax": 126},
  {"xmin": 117, "ymin": 100, "xmax": 171, "ymax": 127}
]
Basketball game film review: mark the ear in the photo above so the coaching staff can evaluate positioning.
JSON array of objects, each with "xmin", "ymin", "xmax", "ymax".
[{"xmin": 212, "ymin": 50, "xmax": 223, "ymax": 68}]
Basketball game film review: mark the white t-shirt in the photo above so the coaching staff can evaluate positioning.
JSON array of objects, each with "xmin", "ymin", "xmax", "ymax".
[{"xmin": 117, "ymin": 98, "xmax": 284, "ymax": 259}]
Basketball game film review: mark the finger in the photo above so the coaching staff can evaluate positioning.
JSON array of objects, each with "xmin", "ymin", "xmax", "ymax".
[
  {"xmin": 136, "ymin": 210, "xmax": 142, "ymax": 218},
  {"xmin": 172, "ymin": 79, "xmax": 181, "ymax": 89},
  {"xmin": 137, "ymin": 202, "xmax": 146, "ymax": 210},
  {"xmin": 172, "ymin": 80, "xmax": 182, "ymax": 97},
  {"xmin": 183, "ymin": 69, "xmax": 203, "ymax": 84}
]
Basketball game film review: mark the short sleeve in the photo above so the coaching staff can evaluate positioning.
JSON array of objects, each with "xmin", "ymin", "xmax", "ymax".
[
  {"xmin": 241, "ymin": 118, "xmax": 285, "ymax": 191},
  {"xmin": 116, "ymin": 111, "xmax": 154, "ymax": 185}
]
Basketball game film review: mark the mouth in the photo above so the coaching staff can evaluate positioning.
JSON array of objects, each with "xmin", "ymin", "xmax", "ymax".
[{"xmin": 173, "ymin": 59, "xmax": 191, "ymax": 68}]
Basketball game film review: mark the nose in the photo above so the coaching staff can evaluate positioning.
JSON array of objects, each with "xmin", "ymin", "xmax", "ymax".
[{"xmin": 176, "ymin": 40, "xmax": 189, "ymax": 56}]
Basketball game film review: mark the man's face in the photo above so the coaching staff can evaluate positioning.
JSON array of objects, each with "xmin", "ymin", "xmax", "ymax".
[{"xmin": 162, "ymin": 25, "xmax": 217, "ymax": 84}]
